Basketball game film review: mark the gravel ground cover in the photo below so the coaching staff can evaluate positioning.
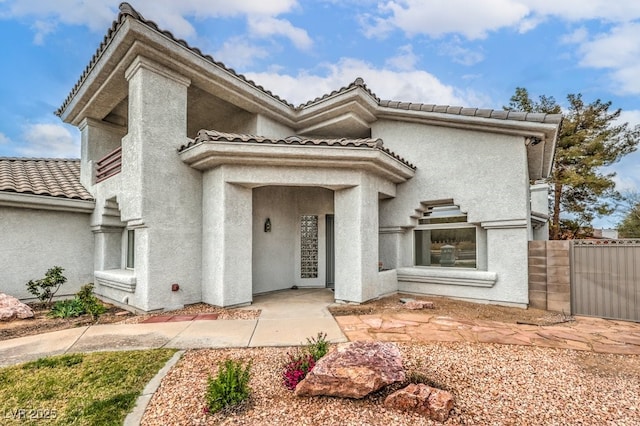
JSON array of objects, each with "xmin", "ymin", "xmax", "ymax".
[{"xmin": 141, "ymin": 342, "xmax": 640, "ymax": 425}]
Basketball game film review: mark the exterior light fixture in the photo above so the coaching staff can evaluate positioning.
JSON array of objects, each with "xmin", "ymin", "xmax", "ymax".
[{"xmin": 264, "ymin": 218, "xmax": 271, "ymax": 232}]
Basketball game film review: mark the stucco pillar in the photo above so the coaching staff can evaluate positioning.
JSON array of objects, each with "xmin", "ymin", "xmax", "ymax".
[
  {"xmin": 334, "ymin": 178, "xmax": 379, "ymax": 303},
  {"xmin": 202, "ymin": 168, "xmax": 253, "ymax": 307},
  {"xmin": 124, "ymin": 56, "xmax": 202, "ymax": 311}
]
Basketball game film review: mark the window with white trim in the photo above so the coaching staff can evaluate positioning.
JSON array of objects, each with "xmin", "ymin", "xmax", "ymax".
[{"xmin": 414, "ymin": 205, "xmax": 477, "ymax": 268}]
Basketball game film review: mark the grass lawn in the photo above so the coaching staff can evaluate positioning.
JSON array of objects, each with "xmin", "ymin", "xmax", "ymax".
[{"xmin": 0, "ymin": 349, "xmax": 178, "ymax": 425}]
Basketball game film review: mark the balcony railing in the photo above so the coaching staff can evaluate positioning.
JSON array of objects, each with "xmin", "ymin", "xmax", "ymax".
[{"xmin": 95, "ymin": 146, "xmax": 122, "ymax": 183}]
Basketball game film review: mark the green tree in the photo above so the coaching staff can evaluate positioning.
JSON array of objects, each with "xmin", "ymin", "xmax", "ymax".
[
  {"xmin": 617, "ymin": 192, "xmax": 640, "ymax": 238},
  {"xmin": 505, "ymin": 88, "xmax": 640, "ymax": 239}
]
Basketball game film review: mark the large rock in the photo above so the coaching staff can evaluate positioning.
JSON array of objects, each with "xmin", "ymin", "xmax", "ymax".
[
  {"xmin": 384, "ymin": 383, "xmax": 454, "ymax": 422},
  {"xmin": 0, "ymin": 293, "xmax": 35, "ymax": 321},
  {"xmin": 294, "ymin": 341, "xmax": 405, "ymax": 398}
]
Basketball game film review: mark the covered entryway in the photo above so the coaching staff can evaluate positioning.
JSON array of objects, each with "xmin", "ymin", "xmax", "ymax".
[
  {"xmin": 179, "ymin": 130, "xmax": 415, "ymax": 307},
  {"xmin": 252, "ymin": 186, "xmax": 334, "ymax": 294}
]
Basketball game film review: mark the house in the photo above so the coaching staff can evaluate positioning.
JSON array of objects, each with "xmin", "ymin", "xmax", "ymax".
[{"xmin": 0, "ymin": 3, "xmax": 561, "ymax": 312}]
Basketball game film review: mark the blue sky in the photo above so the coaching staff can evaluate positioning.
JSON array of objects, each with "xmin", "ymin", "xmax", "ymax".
[{"xmin": 0, "ymin": 0, "xmax": 639, "ymax": 227}]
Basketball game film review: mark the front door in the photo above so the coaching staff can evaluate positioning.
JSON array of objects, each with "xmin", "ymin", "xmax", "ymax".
[{"xmin": 326, "ymin": 214, "xmax": 335, "ymax": 288}]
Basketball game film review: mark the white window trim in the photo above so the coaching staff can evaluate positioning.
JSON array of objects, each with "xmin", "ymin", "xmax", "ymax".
[
  {"xmin": 413, "ymin": 223, "xmax": 479, "ymax": 270},
  {"xmin": 122, "ymin": 228, "xmax": 135, "ymax": 270}
]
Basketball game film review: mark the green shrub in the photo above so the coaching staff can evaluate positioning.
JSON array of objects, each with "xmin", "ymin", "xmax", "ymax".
[
  {"xmin": 48, "ymin": 283, "xmax": 106, "ymax": 320},
  {"xmin": 77, "ymin": 284, "xmax": 106, "ymax": 320},
  {"xmin": 205, "ymin": 359, "xmax": 252, "ymax": 413},
  {"xmin": 306, "ymin": 332, "xmax": 329, "ymax": 361},
  {"xmin": 49, "ymin": 299, "xmax": 85, "ymax": 318},
  {"xmin": 26, "ymin": 266, "xmax": 67, "ymax": 304}
]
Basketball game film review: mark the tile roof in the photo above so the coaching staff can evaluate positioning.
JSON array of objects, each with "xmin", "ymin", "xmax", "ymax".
[
  {"xmin": 56, "ymin": 3, "xmax": 562, "ymax": 128},
  {"xmin": 180, "ymin": 130, "xmax": 416, "ymax": 169},
  {"xmin": 55, "ymin": 2, "xmax": 294, "ymax": 117},
  {"xmin": 0, "ymin": 158, "xmax": 93, "ymax": 200},
  {"xmin": 378, "ymin": 100, "xmax": 563, "ymax": 124},
  {"xmin": 295, "ymin": 77, "xmax": 380, "ymax": 109}
]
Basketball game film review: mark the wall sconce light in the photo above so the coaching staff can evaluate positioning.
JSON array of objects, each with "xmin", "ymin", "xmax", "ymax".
[{"xmin": 264, "ymin": 218, "xmax": 271, "ymax": 232}]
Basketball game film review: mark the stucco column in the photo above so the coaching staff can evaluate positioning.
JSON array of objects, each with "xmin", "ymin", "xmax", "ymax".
[
  {"xmin": 202, "ymin": 168, "xmax": 253, "ymax": 307},
  {"xmin": 124, "ymin": 56, "xmax": 201, "ymax": 311},
  {"xmin": 334, "ymin": 177, "xmax": 379, "ymax": 303}
]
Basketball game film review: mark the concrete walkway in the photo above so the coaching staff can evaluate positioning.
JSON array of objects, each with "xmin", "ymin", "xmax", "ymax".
[
  {"xmin": 335, "ymin": 311, "xmax": 640, "ymax": 355},
  {"xmin": 2, "ymin": 289, "xmax": 640, "ymax": 368},
  {"xmin": 0, "ymin": 288, "xmax": 347, "ymax": 368}
]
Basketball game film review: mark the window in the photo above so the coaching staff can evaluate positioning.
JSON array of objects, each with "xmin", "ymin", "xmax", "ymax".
[
  {"xmin": 300, "ymin": 215, "xmax": 318, "ymax": 278},
  {"xmin": 126, "ymin": 229, "xmax": 135, "ymax": 269},
  {"xmin": 414, "ymin": 206, "xmax": 477, "ymax": 268}
]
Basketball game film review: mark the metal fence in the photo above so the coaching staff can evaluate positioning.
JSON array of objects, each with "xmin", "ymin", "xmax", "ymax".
[{"xmin": 571, "ymin": 239, "xmax": 640, "ymax": 322}]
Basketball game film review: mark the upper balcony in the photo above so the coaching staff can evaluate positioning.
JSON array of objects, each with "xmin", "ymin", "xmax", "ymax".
[{"xmin": 95, "ymin": 146, "xmax": 122, "ymax": 183}]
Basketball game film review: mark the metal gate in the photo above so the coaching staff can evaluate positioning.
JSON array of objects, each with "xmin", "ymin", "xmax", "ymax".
[{"xmin": 571, "ymin": 239, "xmax": 640, "ymax": 322}]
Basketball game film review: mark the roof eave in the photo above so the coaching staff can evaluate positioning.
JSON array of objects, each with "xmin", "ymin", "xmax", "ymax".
[{"xmin": 0, "ymin": 192, "xmax": 95, "ymax": 213}]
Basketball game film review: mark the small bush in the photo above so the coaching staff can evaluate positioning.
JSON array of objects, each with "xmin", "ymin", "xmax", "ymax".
[
  {"xmin": 306, "ymin": 332, "xmax": 329, "ymax": 360},
  {"xmin": 77, "ymin": 284, "xmax": 106, "ymax": 320},
  {"xmin": 205, "ymin": 359, "xmax": 252, "ymax": 413},
  {"xmin": 26, "ymin": 266, "xmax": 67, "ymax": 304},
  {"xmin": 48, "ymin": 283, "xmax": 106, "ymax": 320},
  {"xmin": 49, "ymin": 299, "xmax": 85, "ymax": 318}
]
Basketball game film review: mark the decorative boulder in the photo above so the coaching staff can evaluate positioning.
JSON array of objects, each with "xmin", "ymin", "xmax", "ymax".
[
  {"xmin": 0, "ymin": 293, "xmax": 35, "ymax": 321},
  {"xmin": 384, "ymin": 383, "xmax": 454, "ymax": 422},
  {"xmin": 294, "ymin": 341, "xmax": 405, "ymax": 398}
]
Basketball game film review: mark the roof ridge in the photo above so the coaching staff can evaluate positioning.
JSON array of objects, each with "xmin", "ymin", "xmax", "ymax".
[
  {"xmin": 56, "ymin": 2, "xmax": 295, "ymax": 117},
  {"xmin": 378, "ymin": 99, "xmax": 563, "ymax": 124},
  {"xmin": 296, "ymin": 77, "xmax": 381, "ymax": 109},
  {"xmin": 0, "ymin": 157, "xmax": 81, "ymax": 161}
]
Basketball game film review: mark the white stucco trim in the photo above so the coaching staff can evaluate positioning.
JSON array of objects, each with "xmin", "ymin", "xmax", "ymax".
[
  {"xmin": 0, "ymin": 192, "xmax": 95, "ymax": 213},
  {"xmin": 95, "ymin": 269, "xmax": 137, "ymax": 293},
  {"xmin": 480, "ymin": 219, "xmax": 528, "ymax": 229},
  {"xmin": 180, "ymin": 141, "xmax": 415, "ymax": 183},
  {"xmin": 396, "ymin": 267, "xmax": 497, "ymax": 288}
]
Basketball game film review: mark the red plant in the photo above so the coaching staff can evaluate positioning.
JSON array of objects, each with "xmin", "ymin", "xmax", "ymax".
[{"xmin": 282, "ymin": 353, "xmax": 316, "ymax": 391}]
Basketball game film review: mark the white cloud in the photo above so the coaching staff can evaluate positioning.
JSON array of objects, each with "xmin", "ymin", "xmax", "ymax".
[
  {"xmin": 571, "ymin": 22, "xmax": 640, "ymax": 95},
  {"xmin": 618, "ymin": 110, "xmax": 640, "ymax": 128},
  {"xmin": 560, "ymin": 27, "xmax": 589, "ymax": 44},
  {"xmin": 18, "ymin": 123, "xmax": 80, "ymax": 158},
  {"xmin": 385, "ymin": 44, "xmax": 418, "ymax": 71},
  {"xmin": 0, "ymin": 132, "xmax": 10, "ymax": 145},
  {"xmin": 1, "ymin": 0, "xmax": 302, "ymax": 42},
  {"xmin": 244, "ymin": 57, "xmax": 487, "ymax": 107},
  {"xmin": 613, "ymin": 173, "xmax": 638, "ymax": 193},
  {"xmin": 363, "ymin": 0, "xmax": 529, "ymax": 39},
  {"xmin": 214, "ymin": 36, "xmax": 270, "ymax": 69},
  {"xmin": 247, "ymin": 15, "xmax": 312, "ymax": 50},
  {"xmin": 519, "ymin": 0, "xmax": 640, "ymax": 23},
  {"xmin": 439, "ymin": 38, "xmax": 484, "ymax": 66},
  {"xmin": 360, "ymin": 0, "xmax": 640, "ymax": 40}
]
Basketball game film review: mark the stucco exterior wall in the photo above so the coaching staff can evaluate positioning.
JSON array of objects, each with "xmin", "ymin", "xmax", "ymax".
[
  {"xmin": 1, "ymin": 206, "xmax": 94, "ymax": 300},
  {"xmin": 373, "ymin": 120, "xmax": 532, "ymax": 306},
  {"xmin": 373, "ymin": 120, "xmax": 529, "ymax": 226}
]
